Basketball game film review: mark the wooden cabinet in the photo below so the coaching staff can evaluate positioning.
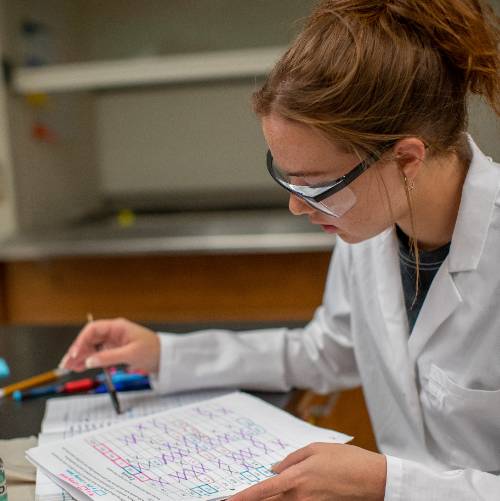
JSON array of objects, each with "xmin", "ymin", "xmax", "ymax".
[{"xmin": 2, "ymin": 251, "xmax": 332, "ymax": 325}]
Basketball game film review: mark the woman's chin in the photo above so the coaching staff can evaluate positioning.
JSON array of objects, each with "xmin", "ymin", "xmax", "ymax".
[{"xmin": 336, "ymin": 232, "xmax": 364, "ymax": 244}]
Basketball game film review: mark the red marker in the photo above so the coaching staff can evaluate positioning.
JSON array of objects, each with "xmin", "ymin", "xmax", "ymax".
[{"xmin": 12, "ymin": 378, "xmax": 98, "ymax": 401}]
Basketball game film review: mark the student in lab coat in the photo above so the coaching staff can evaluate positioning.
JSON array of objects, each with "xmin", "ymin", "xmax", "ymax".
[{"xmin": 60, "ymin": 0, "xmax": 500, "ymax": 499}]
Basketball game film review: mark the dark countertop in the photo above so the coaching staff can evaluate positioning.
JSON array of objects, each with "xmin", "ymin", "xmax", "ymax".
[{"xmin": 0, "ymin": 322, "xmax": 303, "ymax": 439}]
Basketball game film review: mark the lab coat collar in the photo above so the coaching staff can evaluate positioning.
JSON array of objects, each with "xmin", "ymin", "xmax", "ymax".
[
  {"xmin": 408, "ymin": 260, "xmax": 462, "ymax": 363},
  {"xmin": 448, "ymin": 136, "xmax": 500, "ymax": 273},
  {"xmin": 408, "ymin": 136, "xmax": 499, "ymax": 361},
  {"xmin": 373, "ymin": 136, "xmax": 499, "ymax": 414},
  {"xmin": 374, "ymin": 227, "xmax": 426, "ymax": 438}
]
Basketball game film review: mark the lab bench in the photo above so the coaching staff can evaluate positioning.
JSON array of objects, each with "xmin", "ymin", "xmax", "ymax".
[{"xmin": 0, "ymin": 209, "xmax": 335, "ymax": 325}]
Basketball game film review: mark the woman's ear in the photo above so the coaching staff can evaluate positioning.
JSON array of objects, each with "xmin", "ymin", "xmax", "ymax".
[{"xmin": 392, "ymin": 138, "xmax": 427, "ymax": 181}]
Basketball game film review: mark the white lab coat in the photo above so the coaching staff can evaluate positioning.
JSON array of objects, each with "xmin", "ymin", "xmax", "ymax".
[{"xmin": 153, "ymin": 136, "xmax": 500, "ymax": 500}]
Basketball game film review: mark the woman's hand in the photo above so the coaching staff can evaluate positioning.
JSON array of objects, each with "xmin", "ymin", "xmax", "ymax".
[
  {"xmin": 229, "ymin": 443, "xmax": 386, "ymax": 501},
  {"xmin": 58, "ymin": 318, "xmax": 161, "ymax": 373}
]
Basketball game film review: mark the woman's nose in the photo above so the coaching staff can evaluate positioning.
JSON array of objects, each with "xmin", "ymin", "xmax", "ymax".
[{"xmin": 289, "ymin": 194, "xmax": 314, "ymax": 216}]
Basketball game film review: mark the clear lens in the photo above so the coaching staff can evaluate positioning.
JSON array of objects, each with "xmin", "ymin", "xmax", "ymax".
[
  {"xmin": 271, "ymin": 162, "xmax": 357, "ymax": 217},
  {"xmin": 303, "ymin": 188, "xmax": 357, "ymax": 217}
]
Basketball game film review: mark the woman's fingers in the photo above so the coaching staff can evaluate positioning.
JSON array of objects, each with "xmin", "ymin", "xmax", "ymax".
[
  {"xmin": 59, "ymin": 319, "xmax": 125, "ymax": 371},
  {"xmin": 58, "ymin": 318, "xmax": 159, "ymax": 373},
  {"xmin": 271, "ymin": 443, "xmax": 317, "ymax": 474},
  {"xmin": 229, "ymin": 465, "xmax": 299, "ymax": 501},
  {"xmin": 85, "ymin": 344, "xmax": 136, "ymax": 369}
]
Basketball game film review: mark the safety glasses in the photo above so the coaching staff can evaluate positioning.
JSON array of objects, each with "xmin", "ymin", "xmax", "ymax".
[{"xmin": 266, "ymin": 144, "xmax": 392, "ymax": 217}]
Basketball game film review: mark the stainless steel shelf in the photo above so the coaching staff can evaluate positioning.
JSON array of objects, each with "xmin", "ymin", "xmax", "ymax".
[
  {"xmin": 0, "ymin": 209, "xmax": 335, "ymax": 260},
  {"xmin": 13, "ymin": 47, "xmax": 285, "ymax": 94}
]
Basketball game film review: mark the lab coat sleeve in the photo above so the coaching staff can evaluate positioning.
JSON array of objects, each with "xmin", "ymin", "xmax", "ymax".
[
  {"xmin": 385, "ymin": 455, "xmax": 500, "ymax": 500},
  {"xmin": 150, "ymin": 240, "xmax": 360, "ymax": 395}
]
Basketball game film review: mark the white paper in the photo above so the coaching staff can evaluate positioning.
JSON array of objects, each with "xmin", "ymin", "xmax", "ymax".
[
  {"xmin": 29, "ymin": 392, "xmax": 352, "ymax": 501},
  {"xmin": 35, "ymin": 389, "xmax": 230, "ymax": 501},
  {"xmin": 41, "ymin": 389, "xmax": 230, "ymax": 434}
]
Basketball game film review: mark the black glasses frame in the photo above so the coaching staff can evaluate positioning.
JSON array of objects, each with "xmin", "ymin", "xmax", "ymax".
[{"xmin": 266, "ymin": 143, "xmax": 394, "ymax": 203}]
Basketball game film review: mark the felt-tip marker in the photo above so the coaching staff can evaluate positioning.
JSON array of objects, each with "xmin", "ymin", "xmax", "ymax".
[
  {"xmin": 12, "ymin": 378, "xmax": 98, "ymax": 401},
  {"xmin": 87, "ymin": 313, "xmax": 122, "ymax": 414},
  {"xmin": 93, "ymin": 378, "xmax": 150, "ymax": 394}
]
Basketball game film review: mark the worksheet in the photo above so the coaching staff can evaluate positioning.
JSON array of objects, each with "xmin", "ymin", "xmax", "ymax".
[
  {"xmin": 35, "ymin": 389, "xmax": 231, "ymax": 501},
  {"xmin": 29, "ymin": 392, "xmax": 352, "ymax": 501},
  {"xmin": 42, "ymin": 389, "xmax": 231, "ymax": 434}
]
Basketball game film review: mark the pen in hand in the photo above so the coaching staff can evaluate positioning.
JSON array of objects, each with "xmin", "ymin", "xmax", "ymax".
[{"xmin": 87, "ymin": 313, "xmax": 122, "ymax": 414}]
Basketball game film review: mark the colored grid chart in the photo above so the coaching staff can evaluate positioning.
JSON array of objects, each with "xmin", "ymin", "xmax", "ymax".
[
  {"xmin": 28, "ymin": 392, "xmax": 352, "ymax": 501},
  {"xmin": 86, "ymin": 401, "xmax": 287, "ymax": 498}
]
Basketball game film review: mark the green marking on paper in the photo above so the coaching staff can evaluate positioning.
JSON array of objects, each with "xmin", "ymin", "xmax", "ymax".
[{"xmin": 0, "ymin": 457, "xmax": 7, "ymax": 500}]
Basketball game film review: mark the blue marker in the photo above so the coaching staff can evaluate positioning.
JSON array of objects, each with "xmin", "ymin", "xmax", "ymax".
[
  {"xmin": 13, "ymin": 385, "xmax": 59, "ymax": 401},
  {"xmin": 0, "ymin": 359, "xmax": 9, "ymax": 379},
  {"xmin": 94, "ymin": 378, "xmax": 150, "ymax": 394},
  {"xmin": 96, "ymin": 373, "xmax": 149, "ymax": 385}
]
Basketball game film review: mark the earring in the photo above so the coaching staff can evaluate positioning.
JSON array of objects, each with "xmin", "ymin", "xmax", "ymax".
[{"xmin": 404, "ymin": 175, "xmax": 415, "ymax": 192}]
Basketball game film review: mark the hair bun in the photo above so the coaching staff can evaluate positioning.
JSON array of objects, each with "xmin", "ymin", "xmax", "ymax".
[
  {"xmin": 254, "ymin": 0, "xmax": 498, "ymax": 159},
  {"xmin": 383, "ymin": 0, "xmax": 499, "ymax": 113}
]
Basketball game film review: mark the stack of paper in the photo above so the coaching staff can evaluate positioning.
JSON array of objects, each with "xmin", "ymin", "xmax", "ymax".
[
  {"xmin": 29, "ymin": 391, "xmax": 351, "ymax": 501},
  {"xmin": 34, "ymin": 389, "xmax": 230, "ymax": 500}
]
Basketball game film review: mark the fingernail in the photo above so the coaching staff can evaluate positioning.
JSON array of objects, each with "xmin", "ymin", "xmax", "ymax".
[
  {"xmin": 58, "ymin": 354, "xmax": 69, "ymax": 369},
  {"xmin": 85, "ymin": 357, "xmax": 97, "ymax": 369}
]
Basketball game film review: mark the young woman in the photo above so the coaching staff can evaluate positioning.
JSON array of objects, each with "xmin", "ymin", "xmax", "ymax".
[{"xmin": 60, "ymin": 1, "xmax": 500, "ymax": 499}]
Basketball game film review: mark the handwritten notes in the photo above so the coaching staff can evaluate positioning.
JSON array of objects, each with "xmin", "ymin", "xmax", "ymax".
[
  {"xmin": 29, "ymin": 392, "xmax": 351, "ymax": 501},
  {"xmin": 35, "ymin": 389, "xmax": 230, "ymax": 500}
]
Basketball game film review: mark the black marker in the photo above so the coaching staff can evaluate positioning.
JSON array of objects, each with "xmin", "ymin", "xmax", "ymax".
[{"xmin": 87, "ymin": 313, "xmax": 121, "ymax": 414}]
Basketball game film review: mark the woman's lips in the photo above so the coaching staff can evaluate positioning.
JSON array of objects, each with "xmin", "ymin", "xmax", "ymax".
[
  {"xmin": 320, "ymin": 224, "xmax": 338, "ymax": 234},
  {"xmin": 308, "ymin": 218, "xmax": 340, "ymax": 234}
]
